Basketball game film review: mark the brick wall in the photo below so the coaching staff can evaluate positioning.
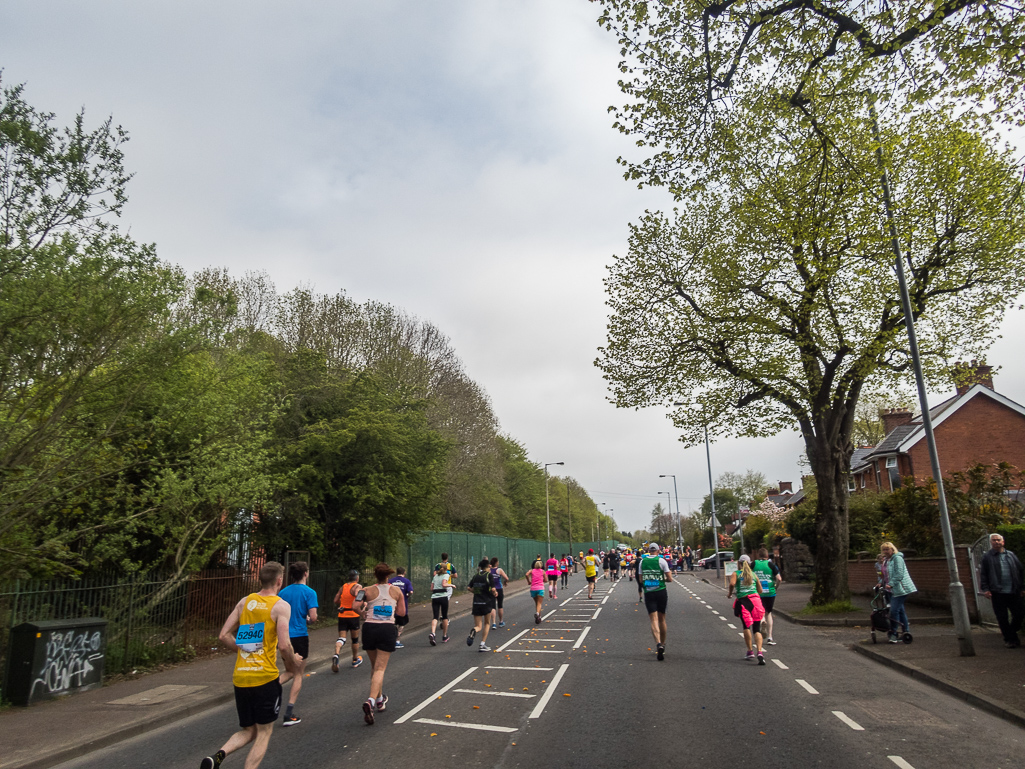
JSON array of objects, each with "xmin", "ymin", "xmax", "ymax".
[
  {"xmin": 907, "ymin": 393, "xmax": 1025, "ymax": 486},
  {"xmin": 848, "ymin": 547, "xmax": 980, "ymax": 622}
]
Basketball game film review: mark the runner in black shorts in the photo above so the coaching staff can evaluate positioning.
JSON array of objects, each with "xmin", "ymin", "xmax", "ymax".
[
  {"xmin": 467, "ymin": 558, "xmax": 498, "ymax": 652},
  {"xmin": 637, "ymin": 543, "xmax": 674, "ymax": 661}
]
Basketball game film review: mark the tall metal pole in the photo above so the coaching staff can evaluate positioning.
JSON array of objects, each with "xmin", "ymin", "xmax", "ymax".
[
  {"xmin": 566, "ymin": 483, "xmax": 573, "ymax": 557},
  {"xmin": 868, "ymin": 98, "xmax": 974, "ymax": 657},
  {"xmin": 705, "ymin": 423, "xmax": 722, "ymax": 580},
  {"xmin": 671, "ymin": 476, "xmax": 682, "ymax": 546}
]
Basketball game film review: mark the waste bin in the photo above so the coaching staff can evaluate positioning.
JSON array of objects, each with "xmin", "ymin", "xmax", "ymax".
[{"xmin": 4, "ymin": 618, "xmax": 108, "ymax": 706}]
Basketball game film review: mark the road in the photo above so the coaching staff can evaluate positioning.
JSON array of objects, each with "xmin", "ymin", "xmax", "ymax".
[{"xmin": 55, "ymin": 572, "xmax": 1024, "ymax": 768}]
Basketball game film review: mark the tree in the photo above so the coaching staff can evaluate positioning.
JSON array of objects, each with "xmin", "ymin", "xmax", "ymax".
[
  {"xmin": 699, "ymin": 489, "xmax": 740, "ymax": 528},
  {"xmin": 851, "ymin": 392, "xmax": 912, "ymax": 446},
  {"xmin": 597, "ymin": 112, "xmax": 1025, "ymax": 603},
  {"xmin": 716, "ymin": 469, "xmax": 768, "ymax": 505},
  {"xmin": 649, "ymin": 502, "xmax": 674, "ymax": 544}
]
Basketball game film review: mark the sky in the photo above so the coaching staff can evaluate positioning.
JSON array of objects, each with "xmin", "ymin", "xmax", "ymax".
[{"xmin": 2, "ymin": 1, "xmax": 1023, "ymax": 535}]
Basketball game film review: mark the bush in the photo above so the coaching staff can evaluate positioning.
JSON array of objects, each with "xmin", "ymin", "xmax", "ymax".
[{"xmin": 996, "ymin": 524, "xmax": 1025, "ymax": 558}]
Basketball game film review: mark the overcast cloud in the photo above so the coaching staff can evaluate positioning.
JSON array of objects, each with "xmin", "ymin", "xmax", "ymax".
[{"xmin": 3, "ymin": 1, "xmax": 1022, "ymax": 534}]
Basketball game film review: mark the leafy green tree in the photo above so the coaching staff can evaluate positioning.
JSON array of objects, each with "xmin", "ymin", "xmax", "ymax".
[
  {"xmin": 716, "ymin": 469, "xmax": 768, "ymax": 505},
  {"xmin": 699, "ymin": 489, "xmax": 740, "ymax": 528}
]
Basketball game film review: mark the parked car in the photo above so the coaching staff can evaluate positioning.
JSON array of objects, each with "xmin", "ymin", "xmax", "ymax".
[{"xmin": 698, "ymin": 551, "xmax": 734, "ymax": 569}]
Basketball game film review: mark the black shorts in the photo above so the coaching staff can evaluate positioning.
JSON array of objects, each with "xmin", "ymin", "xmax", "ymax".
[
  {"xmin": 494, "ymin": 591, "xmax": 504, "ymax": 609},
  {"xmin": 338, "ymin": 616, "xmax": 360, "ymax": 633},
  {"xmin": 472, "ymin": 600, "xmax": 496, "ymax": 616},
  {"xmin": 760, "ymin": 595, "xmax": 775, "ymax": 614},
  {"xmin": 548, "ymin": 574, "xmax": 559, "ymax": 583},
  {"xmin": 432, "ymin": 596, "xmax": 449, "ymax": 620},
  {"xmin": 586, "ymin": 575, "xmax": 596, "ymax": 583},
  {"xmin": 395, "ymin": 612, "xmax": 409, "ymax": 627},
  {"xmin": 289, "ymin": 635, "xmax": 309, "ymax": 660},
  {"xmin": 361, "ymin": 622, "xmax": 398, "ymax": 652},
  {"xmin": 643, "ymin": 589, "xmax": 669, "ymax": 615},
  {"xmin": 234, "ymin": 678, "xmax": 282, "ymax": 728}
]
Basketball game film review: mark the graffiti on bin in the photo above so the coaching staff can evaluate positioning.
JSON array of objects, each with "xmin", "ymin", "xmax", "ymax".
[{"xmin": 30, "ymin": 629, "xmax": 104, "ymax": 697}]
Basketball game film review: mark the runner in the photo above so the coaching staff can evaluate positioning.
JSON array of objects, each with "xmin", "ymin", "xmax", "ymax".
[
  {"xmin": 277, "ymin": 561, "xmax": 318, "ymax": 726},
  {"xmin": 601, "ymin": 549, "xmax": 611, "ymax": 580},
  {"xmin": 467, "ymin": 558, "xmax": 499, "ymax": 651},
  {"xmin": 387, "ymin": 566, "xmax": 413, "ymax": 649},
  {"xmin": 637, "ymin": 542, "xmax": 674, "ymax": 660},
  {"xmin": 332, "ymin": 569, "xmax": 363, "ymax": 672},
  {"xmin": 200, "ymin": 561, "xmax": 298, "ymax": 769},
  {"xmin": 727, "ymin": 555, "xmax": 766, "ymax": 665},
  {"xmin": 559, "ymin": 554, "xmax": 570, "ymax": 589},
  {"xmin": 752, "ymin": 547, "xmax": 782, "ymax": 645},
  {"xmin": 437, "ymin": 552, "xmax": 458, "ymax": 584},
  {"xmin": 489, "ymin": 556, "xmax": 509, "ymax": 629},
  {"xmin": 353, "ymin": 563, "xmax": 406, "ymax": 724},
  {"xmin": 583, "ymin": 548, "xmax": 601, "ymax": 599},
  {"xmin": 526, "ymin": 559, "xmax": 546, "ymax": 623},
  {"xmin": 609, "ymin": 551, "xmax": 620, "ymax": 582},
  {"xmin": 429, "ymin": 563, "xmax": 452, "ymax": 645},
  {"xmin": 545, "ymin": 553, "xmax": 560, "ymax": 599}
]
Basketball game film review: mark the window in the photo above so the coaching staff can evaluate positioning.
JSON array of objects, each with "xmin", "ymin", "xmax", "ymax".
[
  {"xmin": 847, "ymin": 477, "xmax": 856, "ymax": 492},
  {"xmin": 885, "ymin": 457, "xmax": 897, "ymax": 468},
  {"xmin": 860, "ymin": 474, "xmax": 866, "ymax": 488}
]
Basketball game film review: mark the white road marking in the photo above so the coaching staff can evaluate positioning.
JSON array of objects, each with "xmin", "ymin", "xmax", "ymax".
[
  {"xmin": 547, "ymin": 619, "xmax": 589, "ymax": 623},
  {"xmin": 738, "ymin": 632, "xmax": 745, "ymax": 637},
  {"xmin": 414, "ymin": 718, "xmax": 517, "ymax": 733},
  {"xmin": 719, "ymin": 616, "xmax": 727, "ymax": 621},
  {"xmin": 528, "ymin": 663, "xmax": 570, "ymax": 718},
  {"xmin": 574, "ymin": 589, "xmax": 583, "ymax": 595},
  {"xmin": 592, "ymin": 608, "xmax": 602, "ymax": 619},
  {"xmin": 486, "ymin": 666, "xmax": 554, "ymax": 671},
  {"xmin": 712, "ymin": 611, "xmax": 720, "ymax": 615},
  {"xmin": 559, "ymin": 597, "xmax": 573, "ymax": 606},
  {"xmin": 518, "ymin": 650, "xmax": 564, "ymax": 653},
  {"xmin": 601, "ymin": 596, "xmax": 609, "ymax": 605},
  {"xmin": 832, "ymin": 711, "xmax": 865, "ymax": 731},
  {"xmin": 887, "ymin": 758, "xmax": 916, "ymax": 769},
  {"xmin": 771, "ymin": 659, "xmax": 788, "ymax": 670},
  {"xmin": 524, "ymin": 639, "xmax": 574, "ymax": 643},
  {"xmin": 453, "ymin": 688, "xmax": 535, "ymax": 698},
  {"xmin": 541, "ymin": 610, "xmax": 556, "ymax": 620},
  {"xmin": 727, "ymin": 623, "xmax": 737, "ymax": 629},
  {"xmin": 496, "ymin": 629, "xmax": 531, "ymax": 652},
  {"xmin": 796, "ymin": 679, "xmax": 819, "ymax": 694},
  {"xmin": 395, "ymin": 667, "xmax": 478, "ymax": 724},
  {"xmin": 573, "ymin": 626, "xmax": 591, "ymax": 649}
]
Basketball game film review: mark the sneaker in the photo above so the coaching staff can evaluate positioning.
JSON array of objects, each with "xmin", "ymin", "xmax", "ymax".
[
  {"xmin": 466, "ymin": 628, "xmax": 477, "ymax": 646},
  {"xmin": 491, "ymin": 623, "xmax": 497, "ymax": 629},
  {"xmin": 479, "ymin": 643, "xmax": 492, "ymax": 652},
  {"xmin": 429, "ymin": 633, "xmax": 437, "ymax": 646},
  {"xmin": 376, "ymin": 694, "xmax": 388, "ymax": 712},
  {"xmin": 656, "ymin": 643, "xmax": 665, "ymax": 661},
  {"xmin": 394, "ymin": 641, "xmax": 404, "ymax": 649},
  {"xmin": 199, "ymin": 754, "xmax": 224, "ymax": 769},
  {"xmin": 331, "ymin": 654, "xmax": 339, "ymax": 673},
  {"xmin": 534, "ymin": 613, "xmax": 541, "ymax": 624},
  {"xmin": 442, "ymin": 635, "xmax": 450, "ymax": 643},
  {"xmin": 352, "ymin": 656, "xmax": 363, "ymax": 668},
  {"xmin": 757, "ymin": 654, "xmax": 765, "ymax": 666},
  {"xmin": 765, "ymin": 638, "xmax": 777, "ymax": 646},
  {"xmin": 362, "ymin": 698, "xmax": 375, "ymax": 725},
  {"xmin": 282, "ymin": 714, "xmax": 301, "ymax": 726},
  {"xmin": 498, "ymin": 621, "xmax": 505, "ymax": 628},
  {"xmin": 745, "ymin": 649, "xmax": 755, "ymax": 660},
  {"xmin": 888, "ymin": 635, "xmax": 900, "ymax": 644}
]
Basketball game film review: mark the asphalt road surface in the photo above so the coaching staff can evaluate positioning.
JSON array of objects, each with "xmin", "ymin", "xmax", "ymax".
[{"xmin": 55, "ymin": 572, "xmax": 1024, "ymax": 768}]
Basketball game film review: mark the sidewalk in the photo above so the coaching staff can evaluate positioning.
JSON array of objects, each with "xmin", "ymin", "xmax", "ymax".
[
  {"xmin": 1, "ymin": 580, "xmax": 531, "ymax": 769},
  {"xmin": 769, "ymin": 580, "xmax": 1025, "ymax": 728}
]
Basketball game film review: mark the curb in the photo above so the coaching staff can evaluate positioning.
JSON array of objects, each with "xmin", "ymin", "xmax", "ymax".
[
  {"xmin": 775, "ymin": 610, "xmax": 954, "ymax": 628},
  {"xmin": 7, "ymin": 582, "xmax": 531, "ymax": 769},
  {"xmin": 850, "ymin": 643, "xmax": 1025, "ymax": 731}
]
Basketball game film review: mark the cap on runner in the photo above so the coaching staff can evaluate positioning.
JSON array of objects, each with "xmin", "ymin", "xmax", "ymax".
[
  {"xmin": 739, "ymin": 554, "xmax": 752, "ymax": 563},
  {"xmin": 648, "ymin": 543, "xmax": 659, "ymax": 552},
  {"xmin": 588, "ymin": 549, "xmax": 594, "ymax": 554}
]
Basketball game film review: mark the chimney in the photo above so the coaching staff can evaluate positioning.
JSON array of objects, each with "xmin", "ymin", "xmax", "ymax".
[
  {"xmin": 881, "ymin": 408, "xmax": 913, "ymax": 435},
  {"xmin": 953, "ymin": 360, "xmax": 995, "ymax": 396},
  {"xmin": 778, "ymin": 481, "xmax": 793, "ymax": 494},
  {"xmin": 766, "ymin": 487, "xmax": 779, "ymax": 497}
]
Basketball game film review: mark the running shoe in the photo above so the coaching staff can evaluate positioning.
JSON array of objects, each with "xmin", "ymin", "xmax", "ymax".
[
  {"xmin": 478, "ymin": 643, "xmax": 492, "ymax": 652},
  {"xmin": 745, "ymin": 649, "xmax": 755, "ymax": 660},
  {"xmin": 757, "ymin": 653, "xmax": 766, "ymax": 666},
  {"xmin": 766, "ymin": 638, "xmax": 777, "ymax": 646},
  {"xmin": 491, "ymin": 623, "xmax": 497, "ymax": 629},
  {"xmin": 199, "ymin": 753, "xmax": 224, "ymax": 769},
  {"xmin": 352, "ymin": 656, "xmax": 363, "ymax": 668},
  {"xmin": 331, "ymin": 654, "xmax": 339, "ymax": 673},
  {"xmin": 498, "ymin": 621, "xmax": 505, "ymax": 628},
  {"xmin": 656, "ymin": 643, "xmax": 665, "ymax": 661},
  {"xmin": 467, "ymin": 628, "xmax": 477, "ymax": 646},
  {"xmin": 282, "ymin": 714, "xmax": 301, "ymax": 727},
  {"xmin": 534, "ymin": 612, "xmax": 541, "ymax": 624},
  {"xmin": 376, "ymin": 694, "xmax": 388, "ymax": 712},
  {"xmin": 394, "ymin": 641, "xmax": 404, "ymax": 649},
  {"xmin": 442, "ymin": 635, "xmax": 450, "ymax": 642},
  {"xmin": 429, "ymin": 633, "xmax": 437, "ymax": 646},
  {"xmin": 363, "ymin": 698, "xmax": 375, "ymax": 725},
  {"xmin": 888, "ymin": 636, "xmax": 900, "ymax": 644}
]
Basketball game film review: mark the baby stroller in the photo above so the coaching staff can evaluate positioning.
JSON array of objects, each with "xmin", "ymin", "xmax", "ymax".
[{"xmin": 870, "ymin": 585, "xmax": 912, "ymax": 644}]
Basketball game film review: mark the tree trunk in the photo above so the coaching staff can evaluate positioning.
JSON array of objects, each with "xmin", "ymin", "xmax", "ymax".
[{"xmin": 808, "ymin": 435, "xmax": 851, "ymax": 605}]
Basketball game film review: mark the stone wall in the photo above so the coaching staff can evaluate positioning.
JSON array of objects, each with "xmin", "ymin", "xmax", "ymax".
[{"xmin": 779, "ymin": 538, "xmax": 814, "ymax": 582}]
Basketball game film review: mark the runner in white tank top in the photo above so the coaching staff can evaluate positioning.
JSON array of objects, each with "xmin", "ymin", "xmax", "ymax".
[{"xmin": 351, "ymin": 563, "xmax": 406, "ymax": 725}]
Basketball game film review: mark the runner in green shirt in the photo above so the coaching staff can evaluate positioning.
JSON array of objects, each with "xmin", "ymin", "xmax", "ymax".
[
  {"xmin": 637, "ymin": 542, "xmax": 674, "ymax": 660},
  {"xmin": 753, "ymin": 547, "xmax": 782, "ymax": 645}
]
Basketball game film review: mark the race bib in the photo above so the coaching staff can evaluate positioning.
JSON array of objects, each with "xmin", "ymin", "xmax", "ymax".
[
  {"xmin": 760, "ymin": 578, "xmax": 772, "ymax": 589},
  {"xmin": 236, "ymin": 623, "xmax": 264, "ymax": 653},
  {"xmin": 372, "ymin": 604, "xmax": 394, "ymax": 619},
  {"xmin": 644, "ymin": 579, "xmax": 660, "ymax": 589}
]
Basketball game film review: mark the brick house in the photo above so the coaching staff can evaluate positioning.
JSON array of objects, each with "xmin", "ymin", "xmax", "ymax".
[{"xmin": 851, "ymin": 365, "xmax": 1025, "ymax": 493}]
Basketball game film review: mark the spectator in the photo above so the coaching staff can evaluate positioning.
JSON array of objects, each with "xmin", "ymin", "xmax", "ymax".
[
  {"xmin": 881, "ymin": 541, "xmax": 916, "ymax": 644},
  {"xmin": 980, "ymin": 533, "xmax": 1025, "ymax": 648}
]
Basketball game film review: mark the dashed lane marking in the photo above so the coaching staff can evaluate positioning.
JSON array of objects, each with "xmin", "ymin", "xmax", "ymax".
[
  {"xmin": 887, "ymin": 758, "xmax": 916, "ymax": 769},
  {"xmin": 601, "ymin": 596, "xmax": 609, "ymax": 605},
  {"xmin": 727, "ymin": 623, "xmax": 737, "ymax": 629},
  {"xmin": 712, "ymin": 610, "xmax": 720, "ymax": 615},
  {"xmin": 414, "ymin": 718, "xmax": 517, "ymax": 733},
  {"xmin": 528, "ymin": 663, "xmax": 570, "ymax": 719},
  {"xmin": 453, "ymin": 688, "xmax": 535, "ymax": 698},
  {"xmin": 592, "ymin": 608, "xmax": 602, "ymax": 619},
  {"xmin": 519, "ymin": 650, "xmax": 564, "ymax": 653},
  {"xmin": 541, "ymin": 610, "xmax": 556, "ymax": 620},
  {"xmin": 524, "ymin": 639, "xmax": 574, "ymax": 643},
  {"xmin": 486, "ymin": 666, "xmax": 554, "ymax": 671},
  {"xmin": 395, "ymin": 667, "xmax": 478, "ymax": 724},
  {"xmin": 719, "ymin": 617, "xmax": 727, "ymax": 621},
  {"xmin": 572, "ymin": 626, "xmax": 591, "ymax": 649},
  {"xmin": 832, "ymin": 711, "xmax": 865, "ymax": 731},
  {"xmin": 771, "ymin": 659, "xmax": 788, "ymax": 670},
  {"xmin": 559, "ymin": 597, "xmax": 573, "ymax": 606},
  {"xmin": 795, "ymin": 679, "xmax": 819, "ymax": 694},
  {"xmin": 496, "ymin": 630, "xmax": 531, "ymax": 652}
]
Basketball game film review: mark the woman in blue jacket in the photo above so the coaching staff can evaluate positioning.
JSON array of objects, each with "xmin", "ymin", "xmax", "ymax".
[{"xmin": 881, "ymin": 541, "xmax": 917, "ymax": 643}]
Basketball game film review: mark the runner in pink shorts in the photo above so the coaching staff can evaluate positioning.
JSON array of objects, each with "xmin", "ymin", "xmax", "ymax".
[{"xmin": 727, "ymin": 555, "xmax": 766, "ymax": 665}]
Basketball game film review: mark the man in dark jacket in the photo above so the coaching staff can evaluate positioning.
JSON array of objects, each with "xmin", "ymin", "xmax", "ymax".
[{"xmin": 980, "ymin": 533, "xmax": 1025, "ymax": 648}]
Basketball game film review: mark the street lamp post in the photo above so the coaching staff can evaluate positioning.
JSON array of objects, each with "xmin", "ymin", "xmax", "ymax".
[
  {"xmin": 674, "ymin": 402, "xmax": 722, "ymax": 579},
  {"xmin": 544, "ymin": 462, "xmax": 564, "ymax": 558},
  {"xmin": 659, "ymin": 474, "xmax": 683, "ymax": 546}
]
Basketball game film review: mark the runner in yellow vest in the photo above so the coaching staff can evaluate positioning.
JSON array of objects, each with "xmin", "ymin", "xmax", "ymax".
[
  {"xmin": 200, "ymin": 561, "xmax": 299, "ymax": 769},
  {"xmin": 583, "ymin": 548, "xmax": 601, "ymax": 599}
]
